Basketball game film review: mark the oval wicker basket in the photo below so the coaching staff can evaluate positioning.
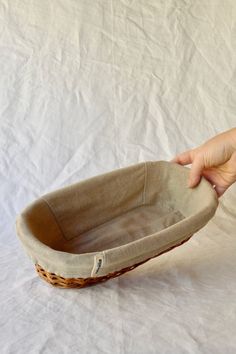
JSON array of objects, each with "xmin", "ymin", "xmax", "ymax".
[{"xmin": 16, "ymin": 161, "xmax": 218, "ymax": 288}]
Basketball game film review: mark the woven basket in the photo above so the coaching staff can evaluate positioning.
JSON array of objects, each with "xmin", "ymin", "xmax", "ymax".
[{"xmin": 16, "ymin": 161, "xmax": 218, "ymax": 289}]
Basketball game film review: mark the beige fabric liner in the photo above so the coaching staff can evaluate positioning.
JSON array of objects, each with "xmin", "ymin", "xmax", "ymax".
[{"xmin": 16, "ymin": 161, "xmax": 218, "ymax": 278}]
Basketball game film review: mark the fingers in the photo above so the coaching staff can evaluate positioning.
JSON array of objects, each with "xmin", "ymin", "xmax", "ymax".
[
  {"xmin": 171, "ymin": 150, "xmax": 193, "ymax": 165},
  {"xmin": 171, "ymin": 149, "xmax": 207, "ymax": 188},
  {"xmin": 171, "ymin": 149, "xmax": 204, "ymax": 187},
  {"xmin": 172, "ymin": 143, "xmax": 236, "ymax": 196},
  {"xmin": 188, "ymin": 156, "xmax": 204, "ymax": 187}
]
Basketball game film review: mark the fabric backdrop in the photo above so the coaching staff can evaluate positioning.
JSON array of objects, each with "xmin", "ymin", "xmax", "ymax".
[{"xmin": 1, "ymin": 1, "xmax": 236, "ymax": 353}]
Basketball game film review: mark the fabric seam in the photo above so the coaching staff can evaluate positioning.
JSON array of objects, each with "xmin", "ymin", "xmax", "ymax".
[{"xmin": 41, "ymin": 197, "xmax": 68, "ymax": 241}]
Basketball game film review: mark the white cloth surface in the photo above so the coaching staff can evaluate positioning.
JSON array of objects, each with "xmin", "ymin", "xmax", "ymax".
[{"xmin": 1, "ymin": 0, "xmax": 236, "ymax": 353}]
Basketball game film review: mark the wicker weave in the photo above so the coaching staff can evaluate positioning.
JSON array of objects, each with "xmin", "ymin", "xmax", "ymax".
[{"xmin": 35, "ymin": 236, "xmax": 191, "ymax": 288}]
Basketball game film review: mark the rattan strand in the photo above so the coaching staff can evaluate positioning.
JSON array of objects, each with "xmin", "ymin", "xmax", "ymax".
[{"xmin": 35, "ymin": 236, "xmax": 191, "ymax": 288}]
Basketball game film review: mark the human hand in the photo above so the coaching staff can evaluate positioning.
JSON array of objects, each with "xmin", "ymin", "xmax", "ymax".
[{"xmin": 171, "ymin": 128, "xmax": 236, "ymax": 197}]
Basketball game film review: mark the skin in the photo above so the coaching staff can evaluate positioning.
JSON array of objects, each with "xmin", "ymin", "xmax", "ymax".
[{"xmin": 171, "ymin": 128, "xmax": 236, "ymax": 197}]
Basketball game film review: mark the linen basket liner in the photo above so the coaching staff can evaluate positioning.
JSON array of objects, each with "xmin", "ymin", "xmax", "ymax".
[{"xmin": 16, "ymin": 161, "xmax": 218, "ymax": 278}]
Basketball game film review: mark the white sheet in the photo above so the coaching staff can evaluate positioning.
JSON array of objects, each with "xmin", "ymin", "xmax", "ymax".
[{"xmin": 1, "ymin": 1, "xmax": 236, "ymax": 353}]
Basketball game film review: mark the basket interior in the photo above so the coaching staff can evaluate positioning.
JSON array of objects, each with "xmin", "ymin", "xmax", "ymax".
[
  {"xmin": 58, "ymin": 205, "xmax": 185, "ymax": 253},
  {"xmin": 21, "ymin": 161, "xmax": 213, "ymax": 255}
]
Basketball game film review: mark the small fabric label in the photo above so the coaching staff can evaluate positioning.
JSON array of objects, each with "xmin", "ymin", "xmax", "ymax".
[{"xmin": 91, "ymin": 252, "xmax": 105, "ymax": 277}]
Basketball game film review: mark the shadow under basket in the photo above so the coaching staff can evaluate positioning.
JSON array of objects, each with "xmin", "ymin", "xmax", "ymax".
[{"xmin": 16, "ymin": 161, "xmax": 218, "ymax": 289}]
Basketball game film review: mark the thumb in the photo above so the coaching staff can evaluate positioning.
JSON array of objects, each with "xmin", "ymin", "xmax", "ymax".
[
  {"xmin": 214, "ymin": 185, "xmax": 227, "ymax": 197},
  {"xmin": 188, "ymin": 157, "xmax": 204, "ymax": 188}
]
